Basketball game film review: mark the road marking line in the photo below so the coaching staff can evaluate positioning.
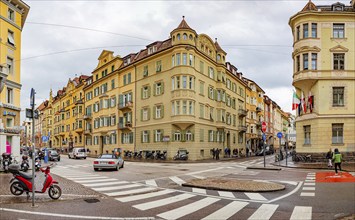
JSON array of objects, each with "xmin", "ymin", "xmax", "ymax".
[
  {"xmin": 247, "ymin": 204, "xmax": 279, "ymax": 220},
  {"xmin": 301, "ymin": 192, "xmax": 315, "ymax": 197},
  {"xmin": 244, "ymin": 193, "xmax": 267, "ymax": 201},
  {"xmin": 105, "ymin": 187, "xmax": 156, "ymax": 197},
  {"xmin": 75, "ymin": 178, "xmax": 117, "ymax": 183},
  {"xmin": 278, "ymin": 181, "xmax": 298, "ymax": 186},
  {"xmin": 218, "ymin": 191, "xmax": 235, "ymax": 198},
  {"xmin": 69, "ymin": 177, "xmax": 108, "ymax": 180},
  {"xmin": 169, "ymin": 176, "xmax": 186, "ymax": 185},
  {"xmin": 192, "ymin": 188, "xmax": 206, "ymax": 194},
  {"xmin": 290, "ymin": 206, "xmax": 312, "ymax": 220},
  {"xmin": 268, "ymin": 182, "xmax": 303, "ymax": 203},
  {"xmin": 202, "ymin": 201, "xmax": 249, "ymax": 220},
  {"xmin": 92, "ymin": 184, "xmax": 141, "ymax": 192},
  {"xmin": 116, "ymin": 190, "xmax": 174, "ymax": 203},
  {"xmin": 189, "ymin": 175, "xmax": 206, "ymax": 179},
  {"xmin": 302, "ymin": 187, "xmax": 315, "ymax": 191},
  {"xmin": 83, "ymin": 181, "xmax": 129, "ymax": 187},
  {"xmin": 305, "ymin": 179, "xmax": 315, "ymax": 182},
  {"xmin": 306, "ymin": 177, "xmax": 315, "ymax": 180},
  {"xmin": 0, "ymin": 207, "xmax": 154, "ymax": 220},
  {"xmin": 304, "ymin": 182, "xmax": 315, "ymax": 186},
  {"xmin": 308, "ymin": 172, "xmax": 315, "ymax": 174},
  {"xmin": 145, "ymin": 180, "xmax": 157, "ymax": 187},
  {"xmin": 157, "ymin": 197, "xmax": 220, "ymax": 220},
  {"xmin": 133, "ymin": 194, "xmax": 195, "ymax": 211},
  {"xmin": 187, "ymin": 167, "xmax": 225, "ymax": 175}
]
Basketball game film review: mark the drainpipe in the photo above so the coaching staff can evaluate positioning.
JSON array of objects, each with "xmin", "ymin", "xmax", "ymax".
[{"xmin": 134, "ymin": 65, "xmax": 137, "ymax": 152}]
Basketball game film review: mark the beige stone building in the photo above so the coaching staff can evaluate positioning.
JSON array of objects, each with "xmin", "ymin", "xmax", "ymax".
[{"xmin": 290, "ymin": 1, "xmax": 355, "ymax": 158}]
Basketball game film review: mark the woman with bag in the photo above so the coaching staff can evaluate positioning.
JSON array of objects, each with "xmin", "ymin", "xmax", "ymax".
[
  {"xmin": 326, "ymin": 148, "xmax": 333, "ymax": 168},
  {"xmin": 332, "ymin": 148, "xmax": 342, "ymax": 175}
]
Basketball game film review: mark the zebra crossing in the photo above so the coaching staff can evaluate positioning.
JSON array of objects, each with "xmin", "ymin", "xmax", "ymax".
[
  {"xmin": 301, "ymin": 172, "xmax": 316, "ymax": 197},
  {"xmin": 51, "ymin": 168, "xmax": 311, "ymax": 219}
]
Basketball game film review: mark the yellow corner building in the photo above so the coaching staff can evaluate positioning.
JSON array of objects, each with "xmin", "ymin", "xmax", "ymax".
[
  {"xmin": 290, "ymin": 1, "xmax": 355, "ymax": 159},
  {"xmin": 0, "ymin": 0, "xmax": 29, "ymax": 155}
]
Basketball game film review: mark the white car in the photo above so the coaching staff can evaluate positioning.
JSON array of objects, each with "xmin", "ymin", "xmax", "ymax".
[
  {"xmin": 93, "ymin": 154, "xmax": 124, "ymax": 171},
  {"xmin": 68, "ymin": 148, "xmax": 86, "ymax": 159}
]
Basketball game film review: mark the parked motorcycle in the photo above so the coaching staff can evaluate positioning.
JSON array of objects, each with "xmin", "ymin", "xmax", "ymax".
[
  {"xmin": 21, "ymin": 155, "xmax": 29, "ymax": 172},
  {"xmin": 145, "ymin": 150, "xmax": 155, "ymax": 159},
  {"xmin": 133, "ymin": 150, "xmax": 143, "ymax": 159},
  {"xmin": 155, "ymin": 150, "xmax": 167, "ymax": 160},
  {"xmin": 2, "ymin": 153, "xmax": 12, "ymax": 173},
  {"xmin": 173, "ymin": 150, "xmax": 189, "ymax": 160},
  {"xmin": 9, "ymin": 163, "xmax": 62, "ymax": 200},
  {"xmin": 34, "ymin": 157, "xmax": 41, "ymax": 171}
]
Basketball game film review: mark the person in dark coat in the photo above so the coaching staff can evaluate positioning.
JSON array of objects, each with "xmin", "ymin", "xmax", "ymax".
[
  {"xmin": 212, "ymin": 148, "xmax": 216, "ymax": 159},
  {"xmin": 326, "ymin": 148, "xmax": 333, "ymax": 168},
  {"xmin": 216, "ymin": 149, "xmax": 220, "ymax": 160}
]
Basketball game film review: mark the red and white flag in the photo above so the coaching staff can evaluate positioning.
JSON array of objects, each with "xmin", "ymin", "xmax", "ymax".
[
  {"xmin": 292, "ymin": 91, "xmax": 300, "ymax": 110},
  {"xmin": 308, "ymin": 91, "xmax": 313, "ymax": 113},
  {"xmin": 301, "ymin": 91, "xmax": 306, "ymax": 113}
]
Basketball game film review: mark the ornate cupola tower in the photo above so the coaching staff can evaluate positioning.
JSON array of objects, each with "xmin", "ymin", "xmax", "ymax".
[
  {"xmin": 215, "ymin": 38, "xmax": 227, "ymax": 65},
  {"xmin": 170, "ymin": 16, "xmax": 197, "ymax": 47}
]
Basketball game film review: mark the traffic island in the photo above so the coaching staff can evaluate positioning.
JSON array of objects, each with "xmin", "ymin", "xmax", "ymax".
[{"xmin": 182, "ymin": 177, "xmax": 285, "ymax": 192}]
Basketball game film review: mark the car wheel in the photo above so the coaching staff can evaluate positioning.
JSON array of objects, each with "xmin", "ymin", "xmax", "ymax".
[
  {"xmin": 74, "ymin": 155, "xmax": 77, "ymax": 159},
  {"xmin": 120, "ymin": 162, "xmax": 124, "ymax": 168},
  {"xmin": 58, "ymin": 158, "xmax": 60, "ymax": 161},
  {"xmin": 94, "ymin": 168, "xmax": 98, "ymax": 171},
  {"xmin": 68, "ymin": 155, "xmax": 71, "ymax": 159},
  {"xmin": 83, "ymin": 157, "xmax": 86, "ymax": 159}
]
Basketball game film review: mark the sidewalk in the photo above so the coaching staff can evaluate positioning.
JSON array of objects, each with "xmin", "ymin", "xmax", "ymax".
[{"xmin": 272, "ymin": 157, "xmax": 355, "ymax": 172}]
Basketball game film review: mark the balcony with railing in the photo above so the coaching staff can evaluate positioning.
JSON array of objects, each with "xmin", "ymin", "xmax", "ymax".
[
  {"xmin": 83, "ymin": 113, "xmax": 92, "ymax": 120},
  {"xmin": 256, "ymin": 107, "xmax": 262, "ymax": 113},
  {"xmin": 238, "ymin": 109, "xmax": 248, "ymax": 117},
  {"xmin": 118, "ymin": 102, "xmax": 133, "ymax": 111},
  {"xmin": 84, "ymin": 128, "xmax": 92, "ymax": 135},
  {"xmin": 118, "ymin": 122, "xmax": 132, "ymax": 130},
  {"xmin": 238, "ymin": 125, "xmax": 247, "ymax": 133}
]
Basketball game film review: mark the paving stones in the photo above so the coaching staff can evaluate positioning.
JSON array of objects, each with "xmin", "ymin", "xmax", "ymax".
[{"xmin": 181, "ymin": 177, "xmax": 286, "ymax": 192}]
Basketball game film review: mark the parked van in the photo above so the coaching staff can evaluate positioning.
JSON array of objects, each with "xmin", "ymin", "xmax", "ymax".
[{"xmin": 68, "ymin": 148, "xmax": 87, "ymax": 159}]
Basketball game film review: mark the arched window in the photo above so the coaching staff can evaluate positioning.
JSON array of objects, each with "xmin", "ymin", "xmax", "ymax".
[
  {"xmin": 217, "ymin": 54, "xmax": 221, "ymax": 61},
  {"xmin": 173, "ymin": 36, "xmax": 175, "ymax": 41},
  {"xmin": 183, "ymin": 33, "xmax": 187, "ymax": 40},
  {"xmin": 177, "ymin": 34, "xmax": 181, "ymax": 40},
  {"xmin": 189, "ymin": 34, "xmax": 193, "ymax": 40}
]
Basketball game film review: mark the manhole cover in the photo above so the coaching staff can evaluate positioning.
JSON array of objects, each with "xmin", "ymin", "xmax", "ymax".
[{"xmin": 84, "ymin": 198, "xmax": 100, "ymax": 203}]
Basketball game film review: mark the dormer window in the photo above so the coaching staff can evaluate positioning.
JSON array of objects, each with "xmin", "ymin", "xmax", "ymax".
[
  {"xmin": 183, "ymin": 33, "xmax": 187, "ymax": 40},
  {"xmin": 124, "ymin": 57, "xmax": 131, "ymax": 66},
  {"xmin": 332, "ymin": 4, "xmax": 344, "ymax": 11},
  {"xmin": 148, "ymin": 46, "xmax": 156, "ymax": 55},
  {"xmin": 177, "ymin": 34, "xmax": 181, "ymax": 40},
  {"xmin": 217, "ymin": 54, "xmax": 221, "ymax": 61}
]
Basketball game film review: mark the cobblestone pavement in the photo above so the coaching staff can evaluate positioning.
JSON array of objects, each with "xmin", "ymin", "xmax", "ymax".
[
  {"xmin": 0, "ymin": 172, "xmax": 101, "ymax": 204},
  {"xmin": 182, "ymin": 177, "xmax": 285, "ymax": 192}
]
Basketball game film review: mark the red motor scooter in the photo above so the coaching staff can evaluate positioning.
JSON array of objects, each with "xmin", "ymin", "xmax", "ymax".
[{"xmin": 9, "ymin": 163, "xmax": 62, "ymax": 200}]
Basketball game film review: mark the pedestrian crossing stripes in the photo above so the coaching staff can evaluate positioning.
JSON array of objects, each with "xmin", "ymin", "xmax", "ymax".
[
  {"xmin": 51, "ymin": 169, "xmax": 312, "ymax": 220},
  {"xmin": 169, "ymin": 176, "xmax": 185, "ymax": 185},
  {"xmin": 301, "ymin": 173, "xmax": 316, "ymax": 197},
  {"xmin": 290, "ymin": 206, "xmax": 312, "ymax": 220}
]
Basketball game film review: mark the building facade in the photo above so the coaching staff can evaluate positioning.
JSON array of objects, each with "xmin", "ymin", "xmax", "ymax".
[
  {"xmin": 289, "ymin": 1, "xmax": 355, "ymax": 158},
  {"xmin": 0, "ymin": 0, "xmax": 29, "ymax": 155}
]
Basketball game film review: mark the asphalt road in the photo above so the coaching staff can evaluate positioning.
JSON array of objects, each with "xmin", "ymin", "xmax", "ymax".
[{"xmin": 0, "ymin": 155, "xmax": 354, "ymax": 220}]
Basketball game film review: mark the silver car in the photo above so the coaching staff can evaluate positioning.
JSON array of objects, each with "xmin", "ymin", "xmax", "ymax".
[{"xmin": 93, "ymin": 154, "xmax": 124, "ymax": 171}]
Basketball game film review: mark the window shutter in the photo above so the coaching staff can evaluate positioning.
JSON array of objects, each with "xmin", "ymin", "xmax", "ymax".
[
  {"xmin": 130, "ymin": 92, "xmax": 133, "ymax": 102},
  {"xmin": 141, "ymin": 131, "xmax": 143, "ymax": 143},
  {"xmin": 182, "ymin": 130, "xmax": 186, "ymax": 142},
  {"xmin": 161, "ymin": 82, "xmax": 164, "ymax": 94},
  {"xmin": 153, "ymin": 83, "xmax": 157, "ymax": 96},
  {"xmin": 153, "ymin": 106, "xmax": 156, "ymax": 119},
  {"xmin": 148, "ymin": 86, "xmax": 151, "ymax": 98},
  {"xmin": 214, "ymin": 89, "xmax": 218, "ymax": 100},
  {"xmin": 147, "ymin": 130, "xmax": 150, "ymax": 143},
  {"xmin": 119, "ymin": 95, "xmax": 123, "ymax": 106},
  {"xmin": 153, "ymin": 130, "xmax": 156, "ymax": 142},
  {"xmin": 208, "ymin": 88, "xmax": 211, "ymax": 99},
  {"xmin": 161, "ymin": 105, "xmax": 164, "ymax": 118},
  {"xmin": 141, "ymin": 109, "xmax": 143, "ymax": 121},
  {"xmin": 141, "ymin": 87, "xmax": 143, "ymax": 99},
  {"xmin": 161, "ymin": 129, "xmax": 164, "ymax": 141},
  {"xmin": 121, "ymin": 133, "xmax": 124, "ymax": 144},
  {"xmin": 208, "ymin": 130, "xmax": 211, "ymax": 142},
  {"xmin": 172, "ymin": 131, "xmax": 175, "ymax": 142},
  {"xmin": 148, "ymin": 108, "xmax": 150, "ymax": 120},
  {"xmin": 191, "ymin": 132, "xmax": 194, "ymax": 141}
]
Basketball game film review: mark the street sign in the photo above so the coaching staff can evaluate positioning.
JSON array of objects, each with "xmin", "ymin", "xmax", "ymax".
[
  {"xmin": 30, "ymin": 88, "xmax": 35, "ymax": 107},
  {"xmin": 277, "ymin": 132, "xmax": 283, "ymax": 139},
  {"xmin": 261, "ymin": 122, "xmax": 267, "ymax": 133},
  {"xmin": 262, "ymin": 133, "xmax": 266, "ymax": 141},
  {"xmin": 42, "ymin": 136, "xmax": 48, "ymax": 142}
]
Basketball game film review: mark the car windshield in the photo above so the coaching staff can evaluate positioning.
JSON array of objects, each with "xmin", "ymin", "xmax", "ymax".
[
  {"xmin": 50, "ymin": 151, "xmax": 58, "ymax": 155},
  {"xmin": 99, "ymin": 154, "xmax": 116, "ymax": 159},
  {"xmin": 77, "ymin": 149, "xmax": 86, "ymax": 152}
]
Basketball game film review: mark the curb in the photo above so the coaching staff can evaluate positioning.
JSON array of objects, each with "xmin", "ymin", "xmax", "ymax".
[
  {"xmin": 181, "ymin": 182, "xmax": 285, "ymax": 193},
  {"xmin": 246, "ymin": 166, "xmax": 282, "ymax": 171},
  {"xmin": 272, "ymin": 164, "xmax": 354, "ymax": 172}
]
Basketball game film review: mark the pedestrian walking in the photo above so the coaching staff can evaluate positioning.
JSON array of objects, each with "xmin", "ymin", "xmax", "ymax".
[
  {"xmin": 216, "ymin": 149, "xmax": 220, "ymax": 160},
  {"xmin": 332, "ymin": 148, "xmax": 342, "ymax": 175},
  {"xmin": 212, "ymin": 148, "xmax": 216, "ymax": 159},
  {"xmin": 246, "ymin": 148, "xmax": 249, "ymax": 158},
  {"xmin": 326, "ymin": 148, "xmax": 333, "ymax": 168}
]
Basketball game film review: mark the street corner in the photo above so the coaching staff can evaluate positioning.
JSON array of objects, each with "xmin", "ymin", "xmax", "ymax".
[{"xmin": 316, "ymin": 172, "xmax": 355, "ymax": 183}]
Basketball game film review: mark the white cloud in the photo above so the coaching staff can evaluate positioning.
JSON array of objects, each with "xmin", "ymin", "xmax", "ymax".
[{"xmin": 20, "ymin": 0, "xmax": 343, "ymax": 120}]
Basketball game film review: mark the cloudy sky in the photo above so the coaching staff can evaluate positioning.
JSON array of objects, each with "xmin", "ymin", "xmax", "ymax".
[{"xmin": 20, "ymin": 0, "xmax": 343, "ymax": 120}]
